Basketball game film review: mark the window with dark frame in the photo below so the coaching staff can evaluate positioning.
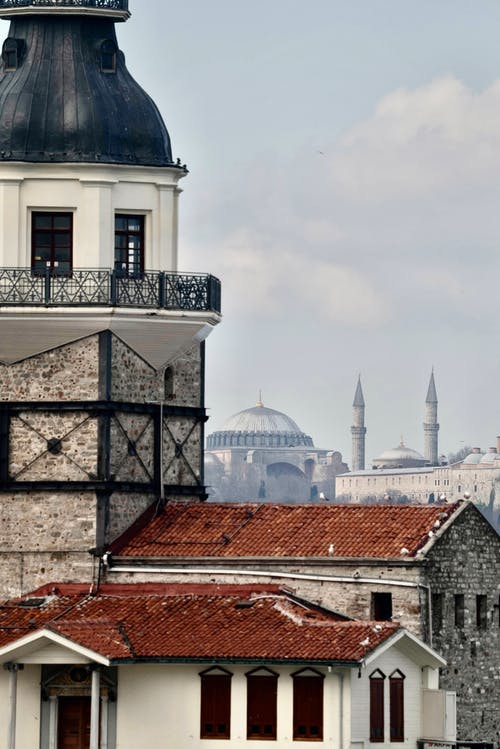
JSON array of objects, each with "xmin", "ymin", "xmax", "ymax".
[
  {"xmin": 432, "ymin": 592, "xmax": 444, "ymax": 633},
  {"xmin": 200, "ymin": 667, "xmax": 232, "ymax": 740},
  {"xmin": 2, "ymin": 38, "xmax": 21, "ymax": 71},
  {"xmin": 114, "ymin": 214, "xmax": 144, "ymax": 276},
  {"xmin": 31, "ymin": 212, "xmax": 73, "ymax": 275},
  {"xmin": 101, "ymin": 39, "xmax": 117, "ymax": 73},
  {"xmin": 371, "ymin": 592, "xmax": 392, "ymax": 621},
  {"xmin": 246, "ymin": 668, "xmax": 278, "ymax": 740},
  {"xmin": 164, "ymin": 367, "xmax": 174, "ymax": 400},
  {"xmin": 476, "ymin": 595, "xmax": 487, "ymax": 629},
  {"xmin": 369, "ymin": 670, "xmax": 385, "ymax": 743},
  {"xmin": 454, "ymin": 594, "xmax": 465, "ymax": 628},
  {"xmin": 292, "ymin": 669, "xmax": 324, "ymax": 741},
  {"xmin": 389, "ymin": 670, "xmax": 405, "ymax": 742}
]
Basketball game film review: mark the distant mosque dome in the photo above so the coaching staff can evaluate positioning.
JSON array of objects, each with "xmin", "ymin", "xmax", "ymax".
[
  {"xmin": 373, "ymin": 439, "xmax": 428, "ymax": 469},
  {"xmin": 463, "ymin": 448, "xmax": 483, "ymax": 465},
  {"xmin": 206, "ymin": 399, "xmax": 314, "ymax": 449}
]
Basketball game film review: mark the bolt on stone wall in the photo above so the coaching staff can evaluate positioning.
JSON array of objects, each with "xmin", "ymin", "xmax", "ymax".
[
  {"xmin": 109, "ymin": 412, "xmax": 155, "ymax": 483},
  {"xmin": 0, "ymin": 336, "xmax": 99, "ymax": 401},
  {"xmin": 427, "ymin": 504, "xmax": 500, "ymax": 745}
]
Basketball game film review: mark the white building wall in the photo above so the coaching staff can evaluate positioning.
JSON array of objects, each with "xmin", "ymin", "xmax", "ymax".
[
  {"xmin": 115, "ymin": 664, "xmax": 347, "ymax": 749},
  {"xmin": 350, "ymin": 643, "xmax": 424, "ymax": 749},
  {"xmin": 0, "ymin": 162, "xmax": 185, "ymax": 272},
  {"xmin": 0, "ymin": 665, "xmax": 41, "ymax": 749}
]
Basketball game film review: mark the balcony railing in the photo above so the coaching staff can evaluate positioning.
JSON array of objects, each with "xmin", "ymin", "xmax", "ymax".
[
  {"xmin": 0, "ymin": 268, "xmax": 221, "ymax": 314},
  {"xmin": 0, "ymin": 0, "xmax": 128, "ymax": 10}
]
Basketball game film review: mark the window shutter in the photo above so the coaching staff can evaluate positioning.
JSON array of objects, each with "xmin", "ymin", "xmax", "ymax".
[
  {"xmin": 247, "ymin": 674, "xmax": 278, "ymax": 739},
  {"xmin": 293, "ymin": 674, "xmax": 323, "ymax": 740},
  {"xmin": 389, "ymin": 675, "xmax": 404, "ymax": 742},
  {"xmin": 370, "ymin": 676, "xmax": 385, "ymax": 742}
]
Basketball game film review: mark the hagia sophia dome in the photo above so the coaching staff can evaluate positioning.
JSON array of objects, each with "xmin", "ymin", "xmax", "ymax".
[{"xmin": 206, "ymin": 399, "xmax": 314, "ymax": 449}]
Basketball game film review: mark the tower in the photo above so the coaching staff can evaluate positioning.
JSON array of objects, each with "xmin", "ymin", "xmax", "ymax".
[
  {"xmin": 0, "ymin": 0, "xmax": 221, "ymax": 597},
  {"xmin": 423, "ymin": 370, "xmax": 439, "ymax": 466},
  {"xmin": 351, "ymin": 376, "xmax": 366, "ymax": 471}
]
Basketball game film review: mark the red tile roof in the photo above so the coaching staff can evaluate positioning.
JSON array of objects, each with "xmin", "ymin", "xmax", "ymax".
[
  {"xmin": 110, "ymin": 501, "xmax": 462, "ymax": 559},
  {"xmin": 0, "ymin": 583, "xmax": 398, "ymax": 664}
]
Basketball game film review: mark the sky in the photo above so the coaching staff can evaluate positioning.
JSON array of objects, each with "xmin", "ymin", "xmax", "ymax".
[{"xmin": 6, "ymin": 1, "xmax": 500, "ymax": 463}]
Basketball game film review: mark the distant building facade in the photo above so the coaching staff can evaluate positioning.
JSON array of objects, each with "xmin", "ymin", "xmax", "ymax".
[{"xmin": 205, "ymin": 399, "xmax": 347, "ymax": 501}]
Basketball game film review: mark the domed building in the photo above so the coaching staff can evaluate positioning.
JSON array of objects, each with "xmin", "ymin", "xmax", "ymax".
[
  {"xmin": 372, "ymin": 439, "xmax": 428, "ymax": 469},
  {"xmin": 205, "ymin": 399, "xmax": 347, "ymax": 502}
]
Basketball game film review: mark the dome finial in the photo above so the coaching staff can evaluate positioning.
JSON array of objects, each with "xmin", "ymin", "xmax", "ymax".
[
  {"xmin": 257, "ymin": 390, "xmax": 264, "ymax": 408},
  {"xmin": 400, "ymin": 435, "xmax": 405, "ymax": 447}
]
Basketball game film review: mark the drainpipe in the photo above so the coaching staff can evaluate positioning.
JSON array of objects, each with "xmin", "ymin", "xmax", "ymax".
[{"xmin": 339, "ymin": 672, "xmax": 345, "ymax": 749}]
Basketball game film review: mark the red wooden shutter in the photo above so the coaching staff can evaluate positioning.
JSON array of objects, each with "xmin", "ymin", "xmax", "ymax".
[
  {"xmin": 200, "ymin": 674, "xmax": 231, "ymax": 739},
  {"xmin": 293, "ymin": 675, "xmax": 323, "ymax": 740},
  {"xmin": 247, "ymin": 674, "xmax": 278, "ymax": 739},
  {"xmin": 370, "ymin": 677, "xmax": 384, "ymax": 742},
  {"xmin": 390, "ymin": 676, "xmax": 404, "ymax": 742}
]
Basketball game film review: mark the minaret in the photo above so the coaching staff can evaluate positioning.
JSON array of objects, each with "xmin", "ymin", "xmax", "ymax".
[
  {"xmin": 351, "ymin": 376, "xmax": 366, "ymax": 471},
  {"xmin": 0, "ymin": 1, "xmax": 221, "ymax": 597},
  {"xmin": 423, "ymin": 370, "xmax": 439, "ymax": 466}
]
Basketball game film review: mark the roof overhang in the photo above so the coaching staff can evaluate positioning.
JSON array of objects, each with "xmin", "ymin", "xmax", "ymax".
[
  {"xmin": 0, "ymin": 308, "xmax": 220, "ymax": 369},
  {"xmin": 362, "ymin": 629, "xmax": 446, "ymax": 670},
  {"xmin": 0, "ymin": 629, "xmax": 110, "ymax": 666},
  {"xmin": 0, "ymin": 7, "xmax": 130, "ymax": 21}
]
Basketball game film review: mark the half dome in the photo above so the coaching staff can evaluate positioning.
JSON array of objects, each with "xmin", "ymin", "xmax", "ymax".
[{"xmin": 0, "ymin": 16, "xmax": 175, "ymax": 166}]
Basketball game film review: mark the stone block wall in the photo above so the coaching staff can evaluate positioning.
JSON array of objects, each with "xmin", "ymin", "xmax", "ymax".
[
  {"xmin": 0, "ymin": 337, "xmax": 99, "ymax": 401},
  {"xmin": 110, "ymin": 337, "xmax": 202, "ymax": 408},
  {"xmin": 426, "ymin": 504, "xmax": 500, "ymax": 745},
  {"xmin": 108, "ymin": 560, "xmax": 425, "ymax": 637}
]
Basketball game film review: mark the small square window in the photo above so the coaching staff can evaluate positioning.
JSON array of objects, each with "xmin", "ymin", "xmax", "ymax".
[{"xmin": 372, "ymin": 592, "xmax": 392, "ymax": 621}]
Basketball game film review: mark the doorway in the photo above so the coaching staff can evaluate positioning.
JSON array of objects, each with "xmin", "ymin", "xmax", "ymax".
[{"xmin": 57, "ymin": 697, "xmax": 91, "ymax": 749}]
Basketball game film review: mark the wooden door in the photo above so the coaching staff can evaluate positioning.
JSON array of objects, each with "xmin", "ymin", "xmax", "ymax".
[{"xmin": 58, "ymin": 697, "xmax": 91, "ymax": 749}]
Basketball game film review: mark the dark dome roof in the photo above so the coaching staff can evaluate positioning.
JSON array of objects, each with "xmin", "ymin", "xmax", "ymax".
[{"xmin": 0, "ymin": 16, "xmax": 174, "ymax": 166}]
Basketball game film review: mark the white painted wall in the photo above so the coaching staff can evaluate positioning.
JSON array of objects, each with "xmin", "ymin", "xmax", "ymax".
[
  {"xmin": 0, "ymin": 162, "xmax": 185, "ymax": 271},
  {"xmin": 0, "ymin": 665, "xmax": 41, "ymax": 749},
  {"xmin": 350, "ymin": 642, "xmax": 426, "ymax": 749},
  {"xmin": 115, "ymin": 664, "xmax": 348, "ymax": 749}
]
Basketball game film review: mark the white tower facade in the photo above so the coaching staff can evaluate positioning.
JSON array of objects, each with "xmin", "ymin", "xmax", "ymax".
[
  {"xmin": 0, "ymin": 0, "xmax": 221, "ymax": 598},
  {"xmin": 351, "ymin": 376, "xmax": 366, "ymax": 471}
]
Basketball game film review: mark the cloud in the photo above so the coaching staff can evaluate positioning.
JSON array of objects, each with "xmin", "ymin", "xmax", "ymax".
[{"xmin": 184, "ymin": 75, "xmax": 500, "ymax": 331}]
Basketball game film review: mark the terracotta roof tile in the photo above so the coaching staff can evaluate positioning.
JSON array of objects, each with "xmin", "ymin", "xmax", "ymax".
[
  {"xmin": 111, "ymin": 502, "xmax": 462, "ymax": 559},
  {"xmin": 0, "ymin": 583, "xmax": 398, "ymax": 664}
]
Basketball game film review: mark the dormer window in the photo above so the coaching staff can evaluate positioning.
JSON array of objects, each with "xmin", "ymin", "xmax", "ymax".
[
  {"xmin": 2, "ymin": 38, "xmax": 23, "ymax": 71},
  {"xmin": 100, "ymin": 40, "xmax": 117, "ymax": 73}
]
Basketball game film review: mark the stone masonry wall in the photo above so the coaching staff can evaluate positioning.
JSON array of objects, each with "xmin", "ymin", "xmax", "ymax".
[
  {"xmin": 111, "ymin": 337, "xmax": 202, "ymax": 408},
  {"xmin": 0, "ymin": 492, "xmax": 98, "ymax": 598},
  {"xmin": 0, "ymin": 336, "xmax": 99, "ymax": 400},
  {"xmin": 0, "ymin": 551, "xmax": 95, "ymax": 600},
  {"xmin": 10, "ymin": 412, "xmax": 98, "ymax": 481},
  {"xmin": 426, "ymin": 504, "xmax": 500, "ymax": 745},
  {"xmin": 108, "ymin": 560, "xmax": 425, "ymax": 637}
]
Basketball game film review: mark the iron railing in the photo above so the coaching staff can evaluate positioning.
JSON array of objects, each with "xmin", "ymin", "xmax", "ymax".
[
  {"xmin": 0, "ymin": 0, "xmax": 128, "ymax": 10},
  {"xmin": 0, "ymin": 268, "xmax": 221, "ymax": 313}
]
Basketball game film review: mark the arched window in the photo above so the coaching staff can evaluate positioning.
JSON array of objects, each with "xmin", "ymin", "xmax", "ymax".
[
  {"xmin": 292, "ymin": 668, "xmax": 324, "ymax": 740},
  {"xmin": 164, "ymin": 367, "xmax": 174, "ymax": 400},
  {"xmin": 2, "ymin": 38, "xmax": 22, "ymax": 71},
  {"xmin": 369, "ymin": 669, "xmax": 385, "ymax": 743},
  {"xmin": 246, "ymin": 667, "xmax": 279, "ymax": 740},
  {"xmin": 199, "ymin": 666, "xmax": 232, "ymax": 739},
  {"xmin": 100, "ymin": 39, "xmax": 117, "ymax": 73},
  {"xmin": 389, "ymin": 670, "xmax": 405, "ymax": 742}
]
